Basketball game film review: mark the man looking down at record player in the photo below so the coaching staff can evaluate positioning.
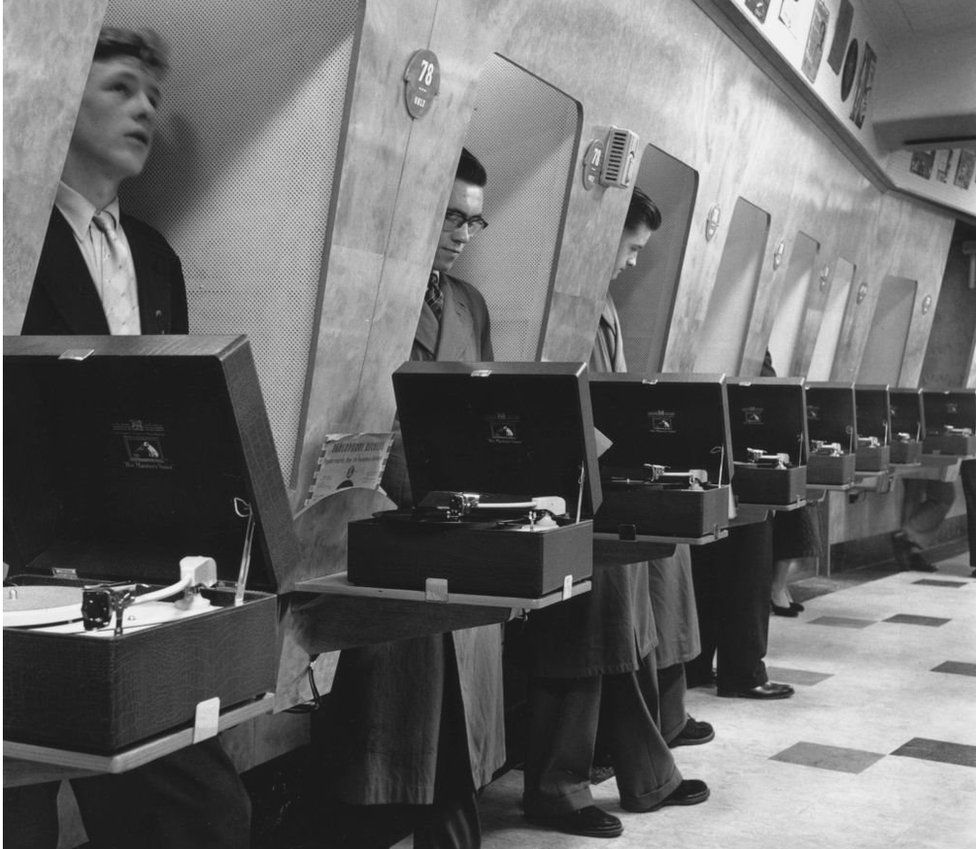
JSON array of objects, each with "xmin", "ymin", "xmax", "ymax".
[
  {"xmin": 520, "ymin": 187, "xmax": 710, "ymax": 840},
  {"xmin": 8, "ymin": 27, "xmax": 251, "ymax": 849},
  {"xmin": 319, "ymin": 148, "xmax": 502, "ymax": 849}
]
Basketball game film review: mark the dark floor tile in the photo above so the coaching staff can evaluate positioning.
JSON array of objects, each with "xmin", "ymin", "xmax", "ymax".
[
  {"xmin": 771, "ymin": 741, "xmax": 884, "ymax": 774},
  {"xmin": 912, "ymin": 579, "xmax": 967, "ymax": 588},
  {"xmin": 890, "ymin": 738, "xmax": 976, "ymax": 768},
  {"xmin": 764, "ymin": 666, "xmax": 833, "ymax": 686},
  {"xmin": 883, "ymin": 614, "xmax": 951, "ymax": 627},
  {"xmin": 931, "ymin": 661, "xmax": 976, "ymax": 677},
  {"xmin": 808, "ymin": 616, "xmax": 875, "ymax": 629}
]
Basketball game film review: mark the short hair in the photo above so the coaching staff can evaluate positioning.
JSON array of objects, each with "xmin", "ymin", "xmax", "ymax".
[
  {"xmin": 456, "ymin": 147, "xmax": 487, "ymax": 188},
  {"xmin": 624, "ymin": 186, "xmax": 662, "ymax": 233},
  {"xmin": 93, "ymin": 27, "xmax": 170, "ymax": 77}
]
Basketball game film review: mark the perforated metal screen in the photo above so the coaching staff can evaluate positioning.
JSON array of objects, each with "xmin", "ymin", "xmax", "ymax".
[
  {"xmin": 451, "ymin": 55, "xmax": 580, "ymax": 361},
  {"xmin": 105, "ymin": 0, "xmax": 362, "ymax": 482}
]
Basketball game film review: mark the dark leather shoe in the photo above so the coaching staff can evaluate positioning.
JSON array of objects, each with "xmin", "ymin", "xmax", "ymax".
[
  {"xmin": 526, "ymin": 805, "xmax": 623, "ymax": 838},
  {"xmin": 891, "ymin": 532, "xmax": 936, "ymax": 571},
  {"xmin": 669, "ymin": 716, "xmax": 714, "ymax": 748},
  {"xmin": 718, "ymin": 681, "xmax": 794, "ymax": 699},
  {"xmin": 771, "ymin": 601, "xmax": 799, "ymax": 617},
  {"xmin": 627, "ymin": 779, "xmax": 709, "ymax": 812},
  {"xmin": 790, "ymin": 600, "xmax": 805, "ymax": 612}
]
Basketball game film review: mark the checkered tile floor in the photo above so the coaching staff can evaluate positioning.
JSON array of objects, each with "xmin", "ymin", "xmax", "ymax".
[{"xmin": 470, "ymin": 552, "xmax": 976, "ymax": 849}]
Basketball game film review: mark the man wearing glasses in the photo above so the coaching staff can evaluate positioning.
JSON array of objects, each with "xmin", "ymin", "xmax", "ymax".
[
  {"xmin": 411, "ymin": 147, "xmax": 492, "ymax": 363},
  {"xmin": 323, "ymin": 148, "xmax": 502, "ymax": 849}
]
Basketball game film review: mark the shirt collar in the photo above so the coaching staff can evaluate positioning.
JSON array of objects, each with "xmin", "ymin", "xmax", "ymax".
[{"xmin": 55, "ymin": 181, "xmax": 121, "ymax": 239}]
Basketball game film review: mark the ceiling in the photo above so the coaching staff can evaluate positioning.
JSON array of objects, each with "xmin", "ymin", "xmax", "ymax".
[{"xmin": 860, "ymin": 0, "xmax": 976, "ymax": 49}]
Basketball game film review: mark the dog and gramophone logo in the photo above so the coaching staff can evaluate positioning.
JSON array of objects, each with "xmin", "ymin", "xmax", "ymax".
[
  {"xmin": 113, "ymin": 419, "xmax": 172, "ymax": 470},
  {"xmin": 648, "ymin": 410, "xmax": 677, "ymax": 433}
]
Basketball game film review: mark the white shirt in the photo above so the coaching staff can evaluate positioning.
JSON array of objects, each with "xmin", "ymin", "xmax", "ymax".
[{"xmin": 54, "ymin": 181, "xmax": 141, "ymax": 333}]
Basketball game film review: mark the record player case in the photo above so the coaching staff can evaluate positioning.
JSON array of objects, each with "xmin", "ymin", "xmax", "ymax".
[
  {"xmin": 805, "ymin": 382, "xmax": 857, "ymax": 486},
  {"xmin": 725, "ymin": 377, "xmax": 808, "ymax": 506},
  {"xmin": 346, "ymin": 361, "xmax": 601, "ymax": 598},
  {"xmin": 588, "ymin": 373, "xmax": 733, "ymax": 540},
  {"xmin": 889, "ymin": 387, "xmax": 924, "ymax": 465},
  {"xmin": 854, "ymin": 384, "xmax": 892, "ymax": 471},
  {"xmin": 3, "ymin": 335, "xmax": 299, "ymax": 756},
  {"xmin": 921, "ymin": 388, "xmax": 976, "ymax": 456}
]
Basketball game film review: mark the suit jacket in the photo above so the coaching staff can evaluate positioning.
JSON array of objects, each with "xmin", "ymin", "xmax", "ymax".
[
  {"xmin": 327, "ymin": 273, "xmax": 505, "ymax": 805},
  {"xmin": 22, "ymin": 207, "xmax": 188, "ymax": 335}
]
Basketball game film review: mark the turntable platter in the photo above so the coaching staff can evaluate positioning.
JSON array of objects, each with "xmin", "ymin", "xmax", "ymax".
[{"xmin": 3, "ymin": 585, "xmax": 84, "ymax": 627}]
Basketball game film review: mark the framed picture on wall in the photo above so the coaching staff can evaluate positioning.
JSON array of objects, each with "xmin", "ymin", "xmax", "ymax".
[
  {"xmin": 909, "ymin": 151, "xmax": 935, "ymax": 180},
  {"xmin": 849, "ymin": 41, "xmax": 876, "ymax": 128},
  {"xmin": 826, "ymin": 0, "xmax": 854, "ymax": 74},
  {"xmin": 745, "ymin": 0, "xmax": 770, "ymax": 24},
  {"xmin": 801, "ymin": 0, "xmax": 830, "ymax": 83},
  {"xmin": 955, "ymin": 149, "xmax": 975, "ymax": 190},
  {"xmin": 935, "ymin": 150, "xmax": 955, "ymax": 183}
]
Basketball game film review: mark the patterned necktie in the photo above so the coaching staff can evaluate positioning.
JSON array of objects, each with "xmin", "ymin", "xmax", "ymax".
[
  {"xmin": 425, "ymin": 271, "xmax": 444, "ymax": 320},
  {"xmin": 91, "ymin": 211, "xmax": 140, "ymax": 334}
]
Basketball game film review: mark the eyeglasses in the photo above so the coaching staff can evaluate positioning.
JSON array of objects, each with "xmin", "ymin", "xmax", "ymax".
[{"xmin": 443, "ymin": 209, "xmax": 488, "ymax": 233}]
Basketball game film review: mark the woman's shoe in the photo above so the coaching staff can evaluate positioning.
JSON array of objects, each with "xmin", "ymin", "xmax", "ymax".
[
  {"xmin": 789, "ymin": 601, "xmax": 805, "ymax": 612},
  {"xmin": 771, "ymin": 601, "xmax": 799, "ymax": 617}
]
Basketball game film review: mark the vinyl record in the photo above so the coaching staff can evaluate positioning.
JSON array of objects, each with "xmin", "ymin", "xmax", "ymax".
[
  {"xmin": 840, "ymin": 38, "xmax": 858, "ymax": 102},
  {"xmin": 373, "ymin": 509, "xmax": 499, "ymax": 530},
  {"xmin": 3, "ymin": 584, "xmax": 84, "ymax": 627}
]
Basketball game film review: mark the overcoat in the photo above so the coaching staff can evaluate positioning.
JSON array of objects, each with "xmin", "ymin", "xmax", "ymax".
[
  {"xmin": 327, "ymin": 274, "xmax": 506, "ymax": 804},
  {"xmin": 523, "ymin": 295, "xmax": 656, "ymax": 678}
]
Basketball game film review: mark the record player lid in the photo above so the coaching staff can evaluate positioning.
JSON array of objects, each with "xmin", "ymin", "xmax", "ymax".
[
  {"xmin": 889, "ymin": 387, "xmax": 924, "ymax": 435},
  {"xmin": 392, "ymin": 361, "xmax": 601, "ymax": 518},
  {"xmin": 725, "ymin": 377, "xmax": 807, "ymax": 464},
  {"xmin": 921, "ymin": 387, "xmax": 976, "ymax": 432},
  {"xmin": 587, "ymin": 373, "xmax": 734, "ymax": 484},
  {"xmin": 854, "ymin": 384, "xmax": 891, "ymax": 440},
  {"xmin": 3, "ymin": 335, "xmax": 300, "ymax": 593},
  {"xmin": 804, "ymin": 381, "xmax": 856, "ymax": 448}
]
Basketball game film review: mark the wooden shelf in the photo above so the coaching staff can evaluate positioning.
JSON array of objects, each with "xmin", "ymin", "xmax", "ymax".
[
  {"xmin": 295, "ymin": 571, "xmax": 591, "ymax": 610},
  {"xmin": 4, "ymin": 694, "xmax": 274, "ymax": 785}
]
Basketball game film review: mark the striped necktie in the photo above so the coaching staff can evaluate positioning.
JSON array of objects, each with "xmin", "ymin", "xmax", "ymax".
[
  {"xmin": 92, "ymin": 211, "xmax": 140, "ymax": 334},
  {"xmin": 425, "ymin": 272, "xmax": 444, "ymax": 320}
]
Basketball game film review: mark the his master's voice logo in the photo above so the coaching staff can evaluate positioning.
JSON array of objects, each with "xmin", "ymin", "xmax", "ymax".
[
  {"xmin": 486, "ymin": 413, "xmax": 521, "ymax": 444},
  {"xmin": 742, "ymin": 406, "xmax": 764, "ymax": 425},
  {"xmin": 648, "ymin": 411, "xmax": 676, "ymax": 434}
]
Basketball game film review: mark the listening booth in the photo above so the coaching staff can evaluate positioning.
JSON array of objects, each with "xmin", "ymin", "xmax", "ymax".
[
  {"xmin": 2, "ymin": 335, "xmax": 299, "ymax": 763},
  {"xmin": 888, "ymin": 387, "xmax": 925, "ymax": 465},
  {"xmin": 725, "ymin": 377, "xmax": 808, "ymax": 507},
  {"xmin": 588, "ymin": 373, "xmax": 733, "ymax": 543},
  {"xmin": 854, "ymin": 384, "xmax": 892, "ymax": 472},
  {"xmin": 345, "ymin": 361, "xmax": 600, "ymax": 603},
  {"xmin": 921, "ymin": 388, "xmax": 976, "ymax": 456},
  {"xmin": 804, "ymin": 382, "xmax": 857, "ymax": 487}
]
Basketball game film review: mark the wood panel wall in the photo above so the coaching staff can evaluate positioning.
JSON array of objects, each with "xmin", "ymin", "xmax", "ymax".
[{"xmin": 2, "ymin": 0, "xmax": 108, "ymax": 334}]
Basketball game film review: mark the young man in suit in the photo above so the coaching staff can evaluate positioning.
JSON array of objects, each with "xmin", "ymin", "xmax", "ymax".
[
  {"xmin": 8, "ymin": 27, "xmax": 251, "ymax": 849},
  {"xmin": 322, "ymin": 149, "xmax": 503, "ymax": 849},
  {"xmin": 521, "ymin": 188, "xmax": 710, "ymax": 840},
  {"xmin": 22, "ymin": 28, "xmax": 187, "ymax": 336}
]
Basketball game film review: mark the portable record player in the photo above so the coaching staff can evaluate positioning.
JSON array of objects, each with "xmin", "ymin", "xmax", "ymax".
[
  {"xmin": 3, "ymin": 335, "xmax": 299, "ymax": 756},
  {"xmin": 888, "ymin": 387, "xmax": 924, "ymax": 465},
  {"xmin": 588, "ymin": 373, "xmax": 733, "ymax": 540},
  {"xmin": 921, "ymin": 388, "xmax": 976, "ymax": 455},
  {"xmin": 725, "ymin": 377, "xmax": 807, "ymax": 506},
  {"xmin": 346, "ymin": 361, "xmax": 600, "ymax": 598},
  {"xmin": 805, "ymin": 382, "xmax": 857, "ymax": 486},
  {"xmin": 854, "ymin": 385, "xmax": 892, "ymax": 471}
]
